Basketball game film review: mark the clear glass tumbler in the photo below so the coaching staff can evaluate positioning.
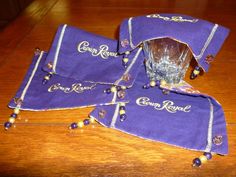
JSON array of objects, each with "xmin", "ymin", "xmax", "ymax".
[{"xmin": 143, "ymin": 38, "xmax": 193, "ymax": 84}]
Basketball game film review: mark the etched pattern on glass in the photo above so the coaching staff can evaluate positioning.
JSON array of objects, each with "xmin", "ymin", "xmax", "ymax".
[{"xmin": 143, "ymin": 38, "xmax": 192, "ymax": 84}]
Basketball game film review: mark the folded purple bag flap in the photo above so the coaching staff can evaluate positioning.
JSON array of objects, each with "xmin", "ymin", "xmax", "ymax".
[
  {"xmin": 8, "ymin": 51, "xmax": 129, "ymax": 111},
  {"xmin": 119, "ymin": 13, "xmax": 229, "ymax": 72},
  {"xmin": 90, "ymin": 67, "xmax": 228, "ymax": 155},
  {"xmin": 43, "ymin": 25, "xmax": 144, "ymax": 87}
]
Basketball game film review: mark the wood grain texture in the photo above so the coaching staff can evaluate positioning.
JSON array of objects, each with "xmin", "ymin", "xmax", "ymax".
[{"xmin": 0, "ymin": 0, "xmax": 236, "ymax": 176}]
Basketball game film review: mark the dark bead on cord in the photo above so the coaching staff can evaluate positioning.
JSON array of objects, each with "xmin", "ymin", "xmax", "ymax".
[
  {"xmin": 42, "ymin": 79, "xmax": 48, "ymax": 85},
  {"xmin": 119, "ymin": 106, "xmax": 126, "ymax": 111},
  {"xmin": 143, "ymin": 84, "xmax": 150, "ymax": 89},
  {"xmin": 116, "ymin": 86, "xmax": 122, "ymax": 91},
  {"xmin": 156, "ymin": 80, "xmax": 160, "ymax": 86},
  {"xmin": 123, "ymin": 63, "xmax": 128, "ymax": 68},
  {"xmin": 10, "ymin": 113, "xmax": 17, "ymax": 118},
  {"xmin": 70, "ymin": 122, "xmax": 78, "ymax": 129},
  {"xmin": 83, "ymin": 119, "xmax": 90, "ymax": 125},
  {"xmin": 190, "ymin": 72, "xmax": 197, "ymax": 80},
  {"xmin": 192, "ymin": 158, "xmax": 201, "ymax": 167},
  {"xmin": 4, "ymin": 122, "xmax": 12, "ymax": 130},
  {"xmin": 46, "ymin": 73, "xmax": 53, "ymax": 78},
  {"xmin": 203, "ymin": 152, "xmax": 212, "ymax": 160},
  {"xmin": 120, "ymin": 114, "xmax": 127, "ymax": 122},
  {"xmin": 104, "ymin": 88, "xmax": 111, "ymax": 94}
]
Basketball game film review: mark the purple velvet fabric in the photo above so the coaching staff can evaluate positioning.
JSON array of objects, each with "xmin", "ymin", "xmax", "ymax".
[
  {"xmin": 90, "ymin": 66, "xmax": 228, "ymax": 155},
  {"xmin": 7, "ymin": 18, "xmax": 228, "ymax": 155},
  {"xmin": 43, "ymin": 25, "xmax": 144, "ymax": 87},
  {"xmin": 118, "ymin": 13, "xmax": 229, "ymax": 72},
  {"xmin": 8, "ymin": 51, "xmax": 129, "ymax": 111}
]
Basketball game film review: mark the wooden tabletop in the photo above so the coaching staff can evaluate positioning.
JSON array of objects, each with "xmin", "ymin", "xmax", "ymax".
[{"xmin": 0, "ymin": 0, "xmax": 236, "ymax": 176}]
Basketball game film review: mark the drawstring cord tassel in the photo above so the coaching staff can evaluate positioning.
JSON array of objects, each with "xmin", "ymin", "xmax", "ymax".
[
  {"xmin": 190, "ymin": 66, "xmax": 201, "ymax": 80},
  {"xmin": 104, "ymin": 86, "xmax": 117, "ymax": 94},
  {"xmin": 42, "ymin": 72, "xmax": 53, "ymax": 85},
  {"xmin": 192, "ymin": 152, "xmax": 213, "ymax": 167},
  {"xmin": 36, "ymin": 47, "xmax": 54, "ymax": 85},
  {"xmin": 4, "ymin": 100, "xmax": 22, "ymax": 130},
  {"xmin": 69, "ymin": 117, "xmax": 95, "ymax": 130},
  {"xmin": 122, "ymin": 51, "xmax": 130, "ymax": 68},
  {"xmin": 42, "ymin": 59, "xmax": 54, "ymax": 85},
  {"xmin": 143, "ymin": 80, "xmax": 161, "ymax": 89},
  {"xmin": 104, "ymin": 85, "xmax": 127, "ymax": 99},
  {"xmin": 143, "ymin": 80, "xmax": 170, "ymax": 94},
  {"xmin": 119, "ymin": 102, "xmax": 127, "ymax": 122}
]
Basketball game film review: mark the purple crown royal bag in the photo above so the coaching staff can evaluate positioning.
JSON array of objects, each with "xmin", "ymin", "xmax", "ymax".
[
  {"xmin": 6, "ymin": 50, "xmax": 129, "ymax": 130},
  {"xmin": 90, "ymin": 66, "xmax": 228, "ymax": 165},
  {"xmin": 118, "ymin": 13, "xmax": 229, "ymax": 77},
  {"xmin": 42, "ymin": 25, "xmax": 144, "ymax": 87},
  {"xmin": 4, "ymin": 14, "xmax": 229, "ymax": 168}
]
